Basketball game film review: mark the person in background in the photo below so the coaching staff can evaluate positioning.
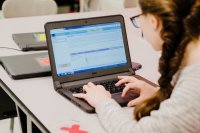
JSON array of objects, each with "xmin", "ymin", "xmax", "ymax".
[
  {"xmin": 86, "ymin": 0, "xmax": 124, "ymax": 11},
  {"xmin": 81, "ymin": 0, "xmax": 137, "ymax": 12},
  {"xmin": 74, "ymin": 0, "xmax": 200, "ymax": 132}
]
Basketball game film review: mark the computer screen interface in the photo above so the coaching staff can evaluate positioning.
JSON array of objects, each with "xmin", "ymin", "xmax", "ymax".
[{"xmin": 50, "ymin": 22, "xmax": 128, "ymax": 77}]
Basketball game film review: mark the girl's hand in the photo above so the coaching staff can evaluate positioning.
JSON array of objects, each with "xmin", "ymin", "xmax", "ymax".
[
  {"xmin": 115, "ymin": 76, "xmax": 139, "ymax": 86},
  {"xmin": 116, "ymin": 76, "xmax": 159, "ymax": 107},
  {"xmin": 73, "ymin": 82, "xmax": 111, "ymax": 108}
]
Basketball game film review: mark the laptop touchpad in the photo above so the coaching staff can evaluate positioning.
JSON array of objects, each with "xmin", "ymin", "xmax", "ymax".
[{"xmin": 112, "ymin": 90, "xmax": 139, "ymax": 106}]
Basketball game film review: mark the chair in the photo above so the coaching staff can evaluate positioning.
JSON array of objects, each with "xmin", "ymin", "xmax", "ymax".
[
  {"xmin": 79, "ymin": 0, "xmax": 90, "ymax": 12},
  {"xmin": 79, "ymin": 0, "xmax": 137, "ymax": 12},
  {"xmin": 124, "ymin": 0, "xmax": 137, "ymax": 8},
  {"xmin": 2, "ymin": 0, "xmax": 58, "ymax": 18}
]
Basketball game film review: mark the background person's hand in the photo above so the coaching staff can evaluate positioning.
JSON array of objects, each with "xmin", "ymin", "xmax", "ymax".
[
  {"xmin": 73, "ymin": 82, "xmax": 111, "ymax": 108},
  {"xmin": 116, "ymin": 76, "xmax": 159, "ymax": 107}
]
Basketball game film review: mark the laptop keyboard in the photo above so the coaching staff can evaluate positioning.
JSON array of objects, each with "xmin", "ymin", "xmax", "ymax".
[{"xmin": 69, "ymin": 80, "xmax": 125, "ymax": 94}]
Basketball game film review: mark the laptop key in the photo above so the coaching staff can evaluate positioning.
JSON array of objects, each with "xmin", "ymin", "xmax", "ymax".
[
  {"xmin": 99, "ymin": 80, "xmax": 125, "ymax": 94},
  {"xmin": 70, "ymin": 80, "xmax": 125, "ymax": 94},
  {"xmin": 70, "ymin": 87, "xmax": 83, "ymax": 93}
]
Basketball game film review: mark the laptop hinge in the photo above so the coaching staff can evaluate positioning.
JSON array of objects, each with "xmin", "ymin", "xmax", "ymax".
[
  {"xmin": 54, "ymin": 81, "xmax": 62, "ymax": 90},
  {"xmin": 129, "ymin": 68, "xmax": 135, "ymax": 75}
]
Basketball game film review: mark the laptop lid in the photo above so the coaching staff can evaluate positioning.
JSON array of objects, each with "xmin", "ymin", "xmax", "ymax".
[
  {"xmin": 0, "ymin": 52, "xmax": 51, "ymax": 79},
  {"xmin": 45, "ymin": 15, "xmax": 132, "ymax": 84}
]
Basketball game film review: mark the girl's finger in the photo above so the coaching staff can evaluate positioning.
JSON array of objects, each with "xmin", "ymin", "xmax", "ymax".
[
  {"xmin": 73, "ymin": 93, "xmax": 87, "ymax": 99},
  {"xmin": 88, "ymin": 82, "xmax": 96, "ymax": 87},
  {"xmin": 127, "ymin": 96, "xmax": 143, "ymax": 107}
]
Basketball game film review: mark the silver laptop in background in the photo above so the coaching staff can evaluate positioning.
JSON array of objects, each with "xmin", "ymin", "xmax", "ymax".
[
  {"xmin": 12, "ymin": 32, "xmax": 47, "ymax": 51},
  {"xmin": 0, "ymin": 52, "xmax": 51, "ymax": 79}
]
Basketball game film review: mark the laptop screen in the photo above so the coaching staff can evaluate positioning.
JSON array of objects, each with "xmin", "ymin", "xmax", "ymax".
[{"xmin": 50, "ymin": 22, "xmax": 128, "ymax": 77}]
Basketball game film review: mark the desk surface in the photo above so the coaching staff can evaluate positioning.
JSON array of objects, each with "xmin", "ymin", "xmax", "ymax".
[{"xmin": 0, "ymin": 8, "xmax": 160, "ymax": 133}]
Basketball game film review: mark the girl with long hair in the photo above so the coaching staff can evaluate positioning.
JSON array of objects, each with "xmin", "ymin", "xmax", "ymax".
[{"xmin": 74, "ymin": 0, "xmax": 200, "ymax": 132}]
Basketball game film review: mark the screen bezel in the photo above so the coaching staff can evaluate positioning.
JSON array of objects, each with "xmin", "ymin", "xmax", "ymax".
[{"xmin": 45, "ymin": 15, "xmax": 132, "ymax": 83}]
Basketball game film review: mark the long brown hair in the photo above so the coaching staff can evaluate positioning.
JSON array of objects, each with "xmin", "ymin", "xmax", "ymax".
[{"xmin": 134, "ymin": 0, "xmax": 200, "ymax": 120}]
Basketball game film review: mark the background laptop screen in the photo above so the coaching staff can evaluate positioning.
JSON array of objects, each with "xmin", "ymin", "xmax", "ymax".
[{"xmin": 50, "ymin": 22, "xmax": 128, "ymax": 77}]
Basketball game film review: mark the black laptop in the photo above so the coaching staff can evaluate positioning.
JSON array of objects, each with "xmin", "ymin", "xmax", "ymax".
[
  {"xmin": 45, "ymin": 15, "xmax": 155, "ymax": 113},
  {"xmin": 0, "ymin": 52, "xmax": 51, "ymax": 79}
]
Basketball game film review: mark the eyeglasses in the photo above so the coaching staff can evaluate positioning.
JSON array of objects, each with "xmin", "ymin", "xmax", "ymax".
[
  {"xmin": 130, "ymin": 14, "xmax": 143, "ymax": 28},
  {"xmin": 130, "ymin": 14, "xmax": 144, "ymax": 37}
]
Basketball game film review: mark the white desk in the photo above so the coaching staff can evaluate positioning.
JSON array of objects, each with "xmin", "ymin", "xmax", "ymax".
[{"xmin": 0, "ymin": 8, "xmax": 160, "ymax": 133}]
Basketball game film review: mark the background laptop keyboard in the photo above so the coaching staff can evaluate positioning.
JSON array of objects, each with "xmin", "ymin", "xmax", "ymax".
[{"xmin": 69, "ymin": 80, "xmax": 125, "ymax": 94}]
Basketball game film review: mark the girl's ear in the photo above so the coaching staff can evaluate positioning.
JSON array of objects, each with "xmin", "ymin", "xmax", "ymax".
[{"xmin": 148, "ymin": 14, "xmax": 162, "ymax": 31}]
